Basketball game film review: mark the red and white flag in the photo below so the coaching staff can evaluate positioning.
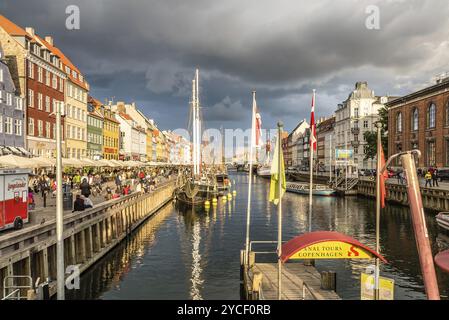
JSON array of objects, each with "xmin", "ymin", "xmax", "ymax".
[
  {"xmin": 310, "ymin": 90, "xmax": 317, "ymax": 151},
  {"xmin": 252, "ymin": 93, "xmax": 262, "ymax": 148}
]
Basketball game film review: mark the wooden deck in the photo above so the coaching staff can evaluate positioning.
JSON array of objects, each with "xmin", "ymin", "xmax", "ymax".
[{"xmin": 244, "ymin": 261, "xmax": 341, "ymax": 300}]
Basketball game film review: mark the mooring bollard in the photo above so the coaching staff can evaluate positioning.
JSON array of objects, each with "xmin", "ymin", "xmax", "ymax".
[{"xmin": 320, "ymin": 271, "xmax": 337, "ymax": 291}]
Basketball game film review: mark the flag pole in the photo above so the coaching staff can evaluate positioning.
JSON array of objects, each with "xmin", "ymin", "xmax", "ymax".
[
  {"xmin": 375, "ymin": 121, "xmax": 382, "ymax": 300},
  {"xmin": 308, "ymin": 89, "xmax": 316, "ymax": 233},
  {"xmin": 277, "ymin": 121, "xmax": 283, "ymax": 300},
  {"xmin": 245, "ymin": 91, "xmax": 256, "ymax": 264}
]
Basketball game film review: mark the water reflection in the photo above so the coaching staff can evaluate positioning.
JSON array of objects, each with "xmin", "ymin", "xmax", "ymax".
[{"xmin": 69, "ymin": 172, "xmax": 449, "ymax": 300}]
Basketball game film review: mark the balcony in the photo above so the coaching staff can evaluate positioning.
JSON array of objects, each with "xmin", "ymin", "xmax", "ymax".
[
  {"xmin": 351, "ymin": 127, "xmax": 360, "ymax": 135},
  {"xmin": 351, "ymin": 140, "xmax": 360, "ymax": 148}
]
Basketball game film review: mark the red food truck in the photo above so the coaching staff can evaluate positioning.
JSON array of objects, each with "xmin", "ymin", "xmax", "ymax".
[{"xmin": 0, "ymin": 168, "xmax": 29, "ymax": 231}]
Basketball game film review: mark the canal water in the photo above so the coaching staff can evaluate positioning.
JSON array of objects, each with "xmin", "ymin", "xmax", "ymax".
[{"xmin": 67, "ymin": 172, "xmax": 449, "ymax": 300}]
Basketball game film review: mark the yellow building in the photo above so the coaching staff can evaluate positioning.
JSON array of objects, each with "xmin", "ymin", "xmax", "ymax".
[{"xmin": 101, "ymin": 103, "xmax": 120, "ymax": 160}]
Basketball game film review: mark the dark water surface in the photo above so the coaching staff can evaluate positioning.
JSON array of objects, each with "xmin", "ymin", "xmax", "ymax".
[{"xmin": 67, "ymin": 172, "xmax": 449, "ymax": 300}]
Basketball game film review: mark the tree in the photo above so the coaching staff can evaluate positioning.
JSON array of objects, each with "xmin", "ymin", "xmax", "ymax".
[{"xmin": 363, "ymin": 106, "xmax": 388, "ymax": 160}]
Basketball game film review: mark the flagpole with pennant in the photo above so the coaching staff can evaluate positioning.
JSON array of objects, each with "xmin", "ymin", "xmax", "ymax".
[
  {"xmin": 308, "ymin": 89, "xmax": 317, "ymax": 233},
  {"xmin": 269, "ymin": 122, "xmax": 286, "ymax": 300},
  {"xmin": 375, "ymin": 121, "xmax": 389, "ymax": 300},
  {"xmin": 245, "ymin": 91, "xmax": 261, "ymax": 264}
]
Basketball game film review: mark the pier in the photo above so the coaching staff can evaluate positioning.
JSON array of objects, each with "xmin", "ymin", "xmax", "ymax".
[
  {"xmin": 0, "ymin": 179, "xmax": 176, "ymax": 299},
  {"xmin": 240, "ymin": 248, "xmax": 340, "ymax": 300}
]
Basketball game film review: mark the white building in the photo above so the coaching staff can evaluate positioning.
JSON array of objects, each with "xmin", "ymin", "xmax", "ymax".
[
  {"xmin": 111, "ymin": 101, "xmax": 148, "ymax": 161},
  {"xmin": 287, "ymin": 119, "xmax": 309, "ymax": 167},
  {"xmin": 334, "ymin": 82, "xmax": 389, "ymax": 172},
  {"xmin": 116, "ymin": 112, "xmax": 140, "ymax": 160}
]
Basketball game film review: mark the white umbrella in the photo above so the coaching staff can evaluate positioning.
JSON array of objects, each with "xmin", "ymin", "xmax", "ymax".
[
  {"xmin": 80, "ymin": 158, "xmax": 98, "ymax": 166},
  {"xmin": 0, "ymin": 154, "xmax": 37, "ymax": 168},
  {"xmin": 33, "ymin": 156, "xmax": 56, "ymax": 167}
]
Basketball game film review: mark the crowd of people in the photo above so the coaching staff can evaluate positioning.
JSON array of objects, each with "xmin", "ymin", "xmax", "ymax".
[{"xmin": 26, "ymin": 166, "xmax": 180, "ymax": 212}]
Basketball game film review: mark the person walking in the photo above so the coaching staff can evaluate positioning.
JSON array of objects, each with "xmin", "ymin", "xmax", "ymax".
[
  {"xmin": 425, "ymin": 171, "xmax": 432, "ymax": 188},
  {"xmin": 80, "ymin": 178, "xmax": 91, "ymax": 198},
  {"xmin": 432, "ymin": 168, "xmax": 439, "ymax": 187}
]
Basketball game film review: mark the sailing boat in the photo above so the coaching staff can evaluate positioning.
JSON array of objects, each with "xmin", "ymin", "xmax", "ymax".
[
  {"xmin": 257, "ymin": 131, "xmax": 272, "ymax": 178},
  {"xmin": 176, "ymin": 69, "xmax": 217, "ymax": 208}
]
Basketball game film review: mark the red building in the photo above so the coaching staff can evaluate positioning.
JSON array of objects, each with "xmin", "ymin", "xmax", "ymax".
[
  {"xmin": 386, "ymin": 77, "xmax": 449, "ymax": 169},
  {"xmin": 0, "ymin": 16, "xmax": 66, "ymax": 157}
]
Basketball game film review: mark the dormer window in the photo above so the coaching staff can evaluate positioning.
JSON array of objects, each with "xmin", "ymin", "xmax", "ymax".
[
  {"xmin": 65, "ymin": 66, "xmax": 70, "ymax": 74},
  {"xmin": 72, "ymin": 70, "xmax": 77, "ymax": 79}
]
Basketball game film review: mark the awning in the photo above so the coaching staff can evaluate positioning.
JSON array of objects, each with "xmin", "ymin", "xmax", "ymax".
[{"xmin": 281, "ymin": 231, "xmax": 387, "ymax": 263}]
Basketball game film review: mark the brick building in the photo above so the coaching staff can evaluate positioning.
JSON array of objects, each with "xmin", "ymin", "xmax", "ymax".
[
  {"xmin": 386, "ymin": 77, "xmax": 449, "ymax": 169},
  {"xmin": 0, "ymin": 15, "xmax": 66, "ymax": 157}
]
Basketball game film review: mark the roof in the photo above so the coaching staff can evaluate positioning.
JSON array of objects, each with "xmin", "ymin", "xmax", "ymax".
[
  {"xmin": 0, "ymin": 15, "xmax": 33, "ymax": 38},
  {"xmin": 0, "ymin": 15, "xmax": 88, "ymax": 90},
  {"xmin": 281, "ymin": 231, "xmax": 387, "ymax": 263},
  {"xmin": 386, "ymin": 79, "xmax": 449, "ymax": 109},
  {"xmin": 37, "ymin": 36, "xmax": 89, "ymax": 90},
  {"xmin": 119, "ymin": 112, "xmax": 133, "ymax": 121}
]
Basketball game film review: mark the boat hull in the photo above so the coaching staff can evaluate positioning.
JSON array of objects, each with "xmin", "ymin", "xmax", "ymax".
[{"xmin": 437, "ymin": 213, "xmax": 449, "ymax": 232}]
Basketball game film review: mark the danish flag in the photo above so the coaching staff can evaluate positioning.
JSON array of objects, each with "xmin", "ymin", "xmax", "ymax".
[{"xmin": 310, "ymin": 90, "xmax": 317, "ymax": 151}]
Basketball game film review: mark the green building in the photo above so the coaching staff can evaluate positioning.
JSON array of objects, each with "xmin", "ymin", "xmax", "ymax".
[{"xmin": 87, "ymin": 97, "xmax": 104, "ymax": 160}]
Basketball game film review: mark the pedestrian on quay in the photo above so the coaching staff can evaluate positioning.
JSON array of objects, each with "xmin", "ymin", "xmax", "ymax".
[
  {"xmin": 80, "ymin": 178, "xmax": 91, "ymax": 198},
  {"xmin": 83, "ymin": 195, "xmax": 94, "ymax": 209},
  {"xmin": 28, "ymin": 187, "xmax": 35, "ymax": 210},
  {"xmin": 112, "ymin": 188, "xmax": 121, "ymax": 199},
  {"xmin": 73, "ymin": 194, "xmax": 85, "ymax": 212},
  {"xmin": 425, "ymin": 171, "xmax": 433, "ymax": 188},
  {"xmin": 432, "ymin": 168, "xmax": 439, "ymax": 187}
]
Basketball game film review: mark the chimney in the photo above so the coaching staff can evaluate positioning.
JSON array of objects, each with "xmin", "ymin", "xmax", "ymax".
[
  {"xmin": 25, "ymin": 27, "xmax": 35, "ymax": 37},
  {"xmin": 44, "ymin": 36, "xmax": 54, "ymax": 46}
]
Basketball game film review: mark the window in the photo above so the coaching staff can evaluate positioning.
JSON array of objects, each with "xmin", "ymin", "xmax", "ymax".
[
  {"xmin": 446, "ymin": 139, "xmax": 449, "ymax": 166},
  {"xmin": 67, "ymin": 125, "xmax": 71, "ymax": 139},
  {"xmin": 46, "ymin": 70, "xmax": 50, "ymax": 86},
  {"xmin": 59, "ymin": 78, "xmax": 63, "ymax": 92},
  {"xmin": 5, "ymin": 117, "xmax": 12, "ymax": 134},
  {"xmin": 37, "ymin": 120, "xmax": 43, "ymax": 137},
  {"xmin": 46, "ymin": 122, "xmax": 51, "ymax": 138},
  {"xmin": 37, "ymin": 93, "xmax": 43, "ymax": 110},
  {"xmin": 28, "ymin": 62, "xmax": 34, "ymax": 79},
  {"xmin": 45, "ymin": 96, "xmax": 50, "ymax": 112},
  {"xmin": 28, "ymin": 89, "xmax": 34, "ymax": 107},
  {"xmin": 28, "ymin": 118, "xmax": 34, "ymax": 136},
  {"xmin": 52, "ymin": 75, "xmax": 58, "ymax": 89},
  {"xmin": 363, "ymin": 120, "xmax": 368, "ymax": 128},
  {"xmin": 354, "ymin": 108, "xmax": 359, "ymax": 118},
  {"xmin": 427, "ymin": 140, "xmax": 436, "ymax": 166},
  {"xmin": 38, "ymin": 66, "xmax": 43, "ymax": 82},
  {"xmin": 15, "ymin": 97, "xmax": 23, "ymax": 110},
  {"xmin": 396, "ymin": 112, "xmax": 402, "ymax": 133},
  {"xmin": 0, "ymin": 69, "xmax": 3, "ymax": 82},
  {"xmin": 0, "ymin": 116, "xmax": 3, "ymax": 133},
  {"xmin": 446, "ymin": 101, "xmax": 449, "ymax": 127},
  {"xmin": 13, "ymin": 119, "xmax": 22, "ymax": 136},
  {"xmin": 6, "ymin": 93, "xmax": 12, "ymax": 106},
  {"xmin": 428, "ymin": 103, "xmax": 436, "ymax": 128},
  {"xmin": 412, "ymin": 108, "xmax": 419, "ymax": 131}
]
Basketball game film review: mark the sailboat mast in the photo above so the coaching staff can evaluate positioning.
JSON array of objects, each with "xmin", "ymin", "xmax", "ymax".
[
  {"xmin": 192, "ymin": 78, "xmax": 198, "ymax": 175},
  {"xmin": 195, "ymin": 69, "xmax": 201, "ymax": 175}
]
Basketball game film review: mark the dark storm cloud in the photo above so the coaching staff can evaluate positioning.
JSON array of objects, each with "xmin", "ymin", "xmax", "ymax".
[{"xmin": 1, "ymin": 0, "xmax": 449, "ymax": 132}]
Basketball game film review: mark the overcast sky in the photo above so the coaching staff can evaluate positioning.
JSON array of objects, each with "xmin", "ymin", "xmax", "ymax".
[{"xmin": 1, "ymin": 0, "xmax": 449, "ymax": 134}]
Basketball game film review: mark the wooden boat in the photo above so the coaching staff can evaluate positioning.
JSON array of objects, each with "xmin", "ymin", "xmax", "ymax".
[
  {"xmin": 257, "ymin": 164, "xmax": 271, "ymax": 178},
  {"xmin": 286, "ymin": 182, "xmax": 336, "ymax": 196},
  {"xmin": 436, "ymin": 212, "xmax": 449, "ymax": 232},
  {"xmin": 215, "ymin": 172, "xmax": 230, "ymax": 195}
]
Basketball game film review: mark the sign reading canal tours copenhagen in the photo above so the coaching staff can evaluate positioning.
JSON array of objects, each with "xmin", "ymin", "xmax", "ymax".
[
  {"xmin": 288, "ymin": 241, "xmax": 372, "ymax": 260},
  {"xmin": 280, "ymin": 231, "xmax": 387, "ymax": 263}
]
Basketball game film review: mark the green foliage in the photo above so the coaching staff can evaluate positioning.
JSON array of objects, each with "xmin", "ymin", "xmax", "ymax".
[{"xmin": 363, "ymin": 106, "xmax": 388, "ymax": 160}]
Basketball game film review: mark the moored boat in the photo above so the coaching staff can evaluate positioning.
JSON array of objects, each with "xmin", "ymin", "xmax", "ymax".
[
  {"xmin": 436, "ymin": 212, "xmax": 449, "ymax": 232},
  {"xmin": 286, "ymin": 182, "xmax": 336, "ymax": 196}
]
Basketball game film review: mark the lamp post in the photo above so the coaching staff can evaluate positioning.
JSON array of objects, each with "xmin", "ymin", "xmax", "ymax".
[{"xmin": 56, "ymin": 101, "xmax": 65, "ymax": 300}]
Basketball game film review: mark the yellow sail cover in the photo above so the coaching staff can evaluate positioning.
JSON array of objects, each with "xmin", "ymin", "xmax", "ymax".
[{"xmin": 269, "ymin": 135, "xmax": 286, "ymax": 205}]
